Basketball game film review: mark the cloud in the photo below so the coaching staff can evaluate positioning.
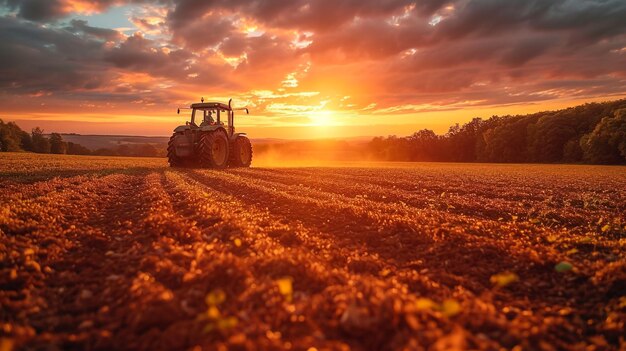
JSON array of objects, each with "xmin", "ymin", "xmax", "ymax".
[
  {"xmin": 171, "ymin": 13, "xmax": 235, "ymax": 50},
  {"xmin": 530, "ymin": 0, "xmax": 626, "ymax": 43},
  {"xmin": 2, "ymin": 0, "xmax": 67, "ymax": 21},
  {"xmin": 67, "ymin": 18, "xmax": 124, "ymax": 40},
  {"xmin": 167, "ymin": 0, "xmax": 417, "ymax": 32},
  {"xmin": 0, "ymin": 0, "xmax": 625, "ymax": 128},
  {"xmin": 1, "ymin": 0, "xmax": 121, "ymax": 21},
  {"xmin": 0, "ymin": 16, "xmax": 112, "ymax": 93},
  {"xmin": 432, "ymin": 0, "xmax": 557, "ymax": 41},
  {"xmin": 305, "ymin": 17, "xmax": 431, "ymax": 60}
]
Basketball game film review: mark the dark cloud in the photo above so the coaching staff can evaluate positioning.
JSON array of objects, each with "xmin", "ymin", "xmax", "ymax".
[
  {"xmin": 1, "ymin": 0, "xmax": 120, "ymax": 21},
  {"xmin": 0, "ymin": 13, "xmax": 224, "ymax": 104},
  {"xmin": 212, "ymin": 32, "xmax": 303, "ymax": 88},
  {"xmin": 220, "ymin": 35, "xmax": 247, "ymax": 57},
  {"xmin": 167, "ymin": 0, "xmax": 416, "ymax": 32},
  {"xmin": 531, "ymin": 0, "xmax": 626, "ymax": 45},
  {"xmin": 171, "ymin": 15, "xmax": 235, "ymax": 50},
  {"xmin": 236, "ymin": 34, "xmax": 297, "ymax": 70},
  {"xmin": 105, "ymin": 33, "xmax": 195, "ymax": 79},
  {"xmin": 67, "ymin": 19, "xmax": 124, "ymax": 41},
  {"xmin": 1, "ymin": 0, "xmax": 170, "ymax": 22},
  {"xmin": 412, "ymin": 0, "xmax": 453, "ymax": 17},
  {"xmin": 305, "ymin": 17, "xmax": 432, "ymax": 61},
  {"xmin": 499, "ymin": 35, "xmax": 555, "ymax": 67},
  {"xmin": 433, "ymin": 0, "xmax": 558, "ymax": 41},
  {"xmin": 305, "ymin": 0, "xmax": 626, "ymax": 81},
  {"xmin": 398, "ymin": 39, "xmax": 502, "ymax": 71},
  {"xmin": 255, "ymin": 0, "xmax": 412, "ymax": 32},
  {"xmin": 0, "ymin": 16, "xmax": 111, "ymax": 93},
  {"xmin": 2, "ymin": 0, "xmax": 67, "ymax": 21}
]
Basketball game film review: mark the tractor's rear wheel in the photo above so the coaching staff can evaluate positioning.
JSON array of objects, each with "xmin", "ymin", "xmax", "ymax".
[
  {"xmin": 229, "ymin": 135, "xmax": 253, "ymax": 167},
  {"xmin": 167, "ymin": 134, "xmax": 182, "ymax": 167},
  {"xmin": 198, "ymin": 130, "xmax": 229, "ymax": 168}
]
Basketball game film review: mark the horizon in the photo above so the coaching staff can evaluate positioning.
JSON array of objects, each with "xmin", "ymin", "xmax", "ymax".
[
  {"xmin": 10, "ymin": 96, "xmax": 626, "ymax": 140},
  {"xmin": 1, "ymin": 0, "xmax": 625, "ymax": 138}
]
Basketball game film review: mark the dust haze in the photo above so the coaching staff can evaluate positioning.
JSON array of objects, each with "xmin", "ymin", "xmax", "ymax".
[{"xmin": 251, "ymin": 139, "xmax": 377, "ymax": 167}]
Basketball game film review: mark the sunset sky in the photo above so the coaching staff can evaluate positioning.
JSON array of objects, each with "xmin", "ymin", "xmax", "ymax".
[{"xmin": 1, "ymin": 0, "xmax": 625, "ymax": 138}]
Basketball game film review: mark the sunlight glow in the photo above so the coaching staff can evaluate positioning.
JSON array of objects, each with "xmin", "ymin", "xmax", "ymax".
[{"xmin": 307, "ymin": 110, "xmax": 335, "ymax": 127}]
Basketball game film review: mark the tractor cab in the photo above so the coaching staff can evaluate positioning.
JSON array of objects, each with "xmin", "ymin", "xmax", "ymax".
[
  {"xmin": 168, "ymin": 98, "xmax": 252, "ymax": 168},
  {"xmin": 180, "ymin": 102, "xmax": 230, "ymax": 131}
]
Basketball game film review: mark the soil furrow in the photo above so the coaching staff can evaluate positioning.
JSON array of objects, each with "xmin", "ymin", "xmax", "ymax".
[{"xmin": 2, "ymin": 156, "xmax": 624, "ymax": 351}]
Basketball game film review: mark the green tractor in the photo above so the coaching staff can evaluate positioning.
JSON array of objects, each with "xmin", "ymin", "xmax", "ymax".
[{"xmin": 167, "ymin": 98, "xmax": 252, "ymax": 168}]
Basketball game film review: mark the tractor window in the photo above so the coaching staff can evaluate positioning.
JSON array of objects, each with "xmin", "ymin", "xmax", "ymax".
[
  {"xmin": 190, "ymin": 108, "xmax": 231, "ymax": 128},
  {"xmin": 190, "ymin": 109, "xmax": 196, "ymax": 126},
  {"xmin": 200, "ymin": 110, "xmax": 215, "ymax": 126},
  {"xmin": 217, "ymin": 109, "xmax": 229, "ymax": 126}
]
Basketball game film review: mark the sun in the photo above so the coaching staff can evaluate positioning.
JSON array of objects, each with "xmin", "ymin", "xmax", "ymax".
[
  {"xmin": 304, "ymin": 109, "xmax": 342, "ymax": 138},
  {"xmin": 308, "ymin": 110, "xmax": 334, "ymax": 127}
]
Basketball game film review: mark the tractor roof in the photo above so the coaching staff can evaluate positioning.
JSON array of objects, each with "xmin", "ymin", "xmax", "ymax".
[{"xmin": 190, "ymin": 102, "xmax": 231, "ymax": 110}]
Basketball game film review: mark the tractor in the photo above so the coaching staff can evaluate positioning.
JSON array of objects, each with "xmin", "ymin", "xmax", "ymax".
[{"xmin": 167, "ymin": 98, "xmax": 252, "ymax": 168}]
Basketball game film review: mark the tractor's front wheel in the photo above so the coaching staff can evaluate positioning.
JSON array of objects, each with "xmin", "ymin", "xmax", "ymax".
[
  {"xmin": 229, "ymin": 135, "xmax": 253, "ymax": 167},
  {"xmin": 198, "ymin": 130, "xmax": 230, "ymax": 168},
  {"xmin": 167, "ymin": 134, "xmax": 182, "ymax": 167}
]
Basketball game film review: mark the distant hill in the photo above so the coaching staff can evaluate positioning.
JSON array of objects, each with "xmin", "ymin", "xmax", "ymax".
[
  {"xmin": 53, "ymin": 134, "xmax": 170, "ymax": 151},
  {"xmin": 51, "ymin": 134, "xmax": 373, "ymax": 151}
]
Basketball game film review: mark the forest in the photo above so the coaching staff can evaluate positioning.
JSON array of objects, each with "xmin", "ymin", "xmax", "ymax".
[{"xmin": 368, "ymin": 99, "xmax": 626, "ymax": 164}]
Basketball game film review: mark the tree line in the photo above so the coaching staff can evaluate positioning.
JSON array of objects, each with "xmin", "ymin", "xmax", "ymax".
[
  {"xmin": 0, "ymin": 120, "xmax": 163, "ymax": 157},
  {"xmin": 368, "ymin": 99, "xmax": 626, "ymax": 164}
]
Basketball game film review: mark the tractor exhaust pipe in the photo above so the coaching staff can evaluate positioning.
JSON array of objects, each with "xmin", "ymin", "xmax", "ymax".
[
  {"xmin": 228, "ymin": 98, "xmax": 248, "ymax": 114},
  {"xmin": 233, "ymin": 107, "xmax": 249, "ymax": 114}
]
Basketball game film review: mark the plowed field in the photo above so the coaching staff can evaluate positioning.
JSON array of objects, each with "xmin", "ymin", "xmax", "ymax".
[{"xmin": 1, "ymin": 153, "xmax": 625, "ymax": 350}]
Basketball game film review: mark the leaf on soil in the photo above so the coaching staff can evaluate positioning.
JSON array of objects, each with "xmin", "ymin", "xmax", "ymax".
[
  {"xmin": 277, "ymin": 277, "xmax": 293, "ymax": 302},
  {"xmin": 415, "ymin": 298, "xmax": 436, "ymax": 311},
  {"xmin": 206, "ymin": 289, "xmax": 226, "ymax": 306},
  {"xmin": 490, "ymin": 272, "xmax": 519, "ymax": 287},
  {"xmin": 25, "ymin": 260, "xmax": 40, "ymax": 272},
  {"xmin": 207, "ymin": 306, "xmax": 220, "ymax": 319},
  {"xmin": 555, "ymin": 261, "xmax": 573, "ymax": 273},
  {"xmin": 217, "ymin": 316, "xmax": 238, "ymax": 330},
  {"xmin": 441, "ymin": 299, "xmax": 462, "ymax": 317}
]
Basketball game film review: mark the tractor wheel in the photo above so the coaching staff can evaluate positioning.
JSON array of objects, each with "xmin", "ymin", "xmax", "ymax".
[
  {"xmin": 167, "ymin": 134, "xmax": 183, "ymax": 167},
  {"xmin": 229, "ymin": 135, "xmax": 253, "ymax": 167},
  {"xmin": 198, "ymin": 130, "xmax": 230, "ymax": 168}
]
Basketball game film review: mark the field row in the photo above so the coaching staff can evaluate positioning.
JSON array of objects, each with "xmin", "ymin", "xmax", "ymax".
[{"xmin": 1, "ymin": 157, "xmax": 625, "ymax": 350}]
